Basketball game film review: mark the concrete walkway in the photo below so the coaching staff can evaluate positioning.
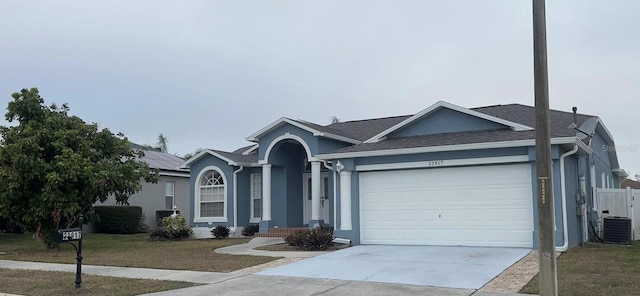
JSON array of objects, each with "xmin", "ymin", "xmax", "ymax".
[{"xmin": 215, "ymin": 237, "xmax": 330, "ymax": 258}]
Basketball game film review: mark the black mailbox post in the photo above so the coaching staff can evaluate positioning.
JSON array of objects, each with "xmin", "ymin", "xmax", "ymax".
[{"xmin": 56, "ymin": 215, "xmax": 83, "ymax": 288}]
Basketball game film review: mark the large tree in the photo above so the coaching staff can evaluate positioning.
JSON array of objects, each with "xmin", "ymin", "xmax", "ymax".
[{"xmin": 0, "ymin": 88, "xmax": 158, "ymax": 246}]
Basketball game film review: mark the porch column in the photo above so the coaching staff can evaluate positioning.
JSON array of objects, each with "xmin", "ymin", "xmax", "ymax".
[
  {"xmin": 311, "ymin": 161, "xmax": 321, "ymax": 224},
  {"xmin": 340, "ymin": 170, "xmax": 352, "ymax": 230},
  {"xmin": 262, "ymin": 164, "xmax": 272, "ymax": 222}
]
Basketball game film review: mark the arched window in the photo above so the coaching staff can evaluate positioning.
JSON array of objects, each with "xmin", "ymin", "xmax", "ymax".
[{"xmin": 195, "ymin": 167, "xmax": 227, "ymax": 222}]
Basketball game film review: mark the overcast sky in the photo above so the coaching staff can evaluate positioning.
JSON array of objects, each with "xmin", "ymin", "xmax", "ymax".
[{"xmin": 1, "ymin": 1, "xmax": 638, "ymax": 176}]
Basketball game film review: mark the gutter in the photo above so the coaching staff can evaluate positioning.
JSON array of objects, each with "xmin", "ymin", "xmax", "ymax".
[
  {"xmin": 233, "ymin": 166, "xmax": 244, "ymax": 232},
  {"xmin": 558, "ymin": 145, "xmax": 579, "ymax": 252}
]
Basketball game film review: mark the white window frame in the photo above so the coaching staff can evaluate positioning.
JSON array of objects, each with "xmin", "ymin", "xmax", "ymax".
[
  {"xmin": 250, "ymin": 174, "xmax": 262, "ymax": 223},
  {"xmin": 165, "ymin": 181, "xmax": 175, "ymax": 210},
  {"xmin": 194, "ymin": 166, "xmax": 227, "ymax": 223}
]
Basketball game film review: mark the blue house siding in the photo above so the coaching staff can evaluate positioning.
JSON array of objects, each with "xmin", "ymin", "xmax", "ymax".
[
  {"xmin": 188, "ymin": 155, "xmax": 236, "ymax": 228},
  {"xmin": 236, "ymin": 170, "xmax": 251, "ymax": 227},
  {"xmin": 354, "ymin": 147, "xmax": 528, "ymax": 167},
  {"xmin": 591, "ymin": 132, "xmax": 615, "ymax": 188},
  {"xmin": 334, "ymin": 167, "xmax": 361, "ymax": 244},
  {"xmin": 563, "ymin": 155, "xmax": 582, "ymax": 247},
  {"xmin": 318, "ymin": 137, "xmax": 352, "ymax": 154},
  {"xmin": 389, "ymin": 107, "xmax": 507, "ymax": 138},
  {"xmin": 258, "ymin": 124, "xmax": 318, "ymax": 161}
]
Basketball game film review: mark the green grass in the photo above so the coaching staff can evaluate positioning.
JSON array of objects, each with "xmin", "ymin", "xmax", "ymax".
[
  {"xmin": 0, "ymin": 268, "xmax": 197, "ymax": 296},
  {"xmin": 0, "ymin": 232, "xmax": 280, "ymax": 272},
  {"xmin": 520, "ymin": 242, "xmax": 640, "ymax": 296}
]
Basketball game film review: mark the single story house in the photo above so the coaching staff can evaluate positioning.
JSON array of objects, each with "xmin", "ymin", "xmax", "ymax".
[
  {"xmin": 101, "ymin": 146, "xmax": 191, "ymax": 230},
  {"xmin": 181, "ymin": 101, "xmax": 626, "ymax": 250}
]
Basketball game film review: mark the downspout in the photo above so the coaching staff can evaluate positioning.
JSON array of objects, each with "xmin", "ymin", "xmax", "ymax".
[
  {"xmin": 233, "ymin": 166, "xmax": 244, "ymax": 232},
  {"xmin": 322, "ymin": 161, "xmax": 336, "ymax": 228},
  {"xmin": 558, "ymin": 145, "xmax": 579, "ymax": 252}
]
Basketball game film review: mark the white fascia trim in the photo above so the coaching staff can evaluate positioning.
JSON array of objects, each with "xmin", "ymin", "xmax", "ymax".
[
  {"xmin": 363, "ymin": 101, "xmax": 533, "ymax": 144},
  {"xmin": 613, "ymin": 168, "xmax": 628, "ymax": 178},
  {"xmin": 246, "ymin": 117, "xmax": 360, "ymax": 144},
  {"xmin": 180, "ymin": 149, "xmax": 238, "ymax": 168},
  {"xmin": 242, "ymin": 144, "xmax": 259, "ymax": 155},
  {"xmin": 356, "ymin": 155, "xmax": 530, "ymax": 172},
  {"xmin": 318, "ymin": 137, "xmax": 584, "ymax": 160},
  {"xmin": 159, "ymin": 171, "xmax": 190, "ymax": 178},
  {"xmin": 596, "ymin": 117, "xmax": 615, "ymax": 143},
  {"xmin": 245, "ymin": 118, "xmax": 321, "ymax": 142},
  {"xmin": 317, "ymin": 132, "xmax": 362, "ymax": 144},
  {"xmin": 179, "ymin": 149, "xmax": 210, "ymax": 169}
]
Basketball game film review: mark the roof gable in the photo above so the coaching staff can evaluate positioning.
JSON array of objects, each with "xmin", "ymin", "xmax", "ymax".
[
  {"xmin": 364, "ymin": 101, "xmax": 533, "ymax": 143},
  {"xmin": 180, "ymin": 149, "xmax": 258, "ymax": 168},
  {"xmin": 246, "ymin": 117, "xmax": 360, "ymax": 144}
]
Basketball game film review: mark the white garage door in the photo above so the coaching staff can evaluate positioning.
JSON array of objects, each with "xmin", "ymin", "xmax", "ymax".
[{"xmin": 359, "ymin": 163, "xmax": 533, "ymax": 247}]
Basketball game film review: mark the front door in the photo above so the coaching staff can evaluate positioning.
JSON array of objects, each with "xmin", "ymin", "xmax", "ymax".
[{"xmin": 303, "ymin": 173, "xmax": 330, "ymax": 224}]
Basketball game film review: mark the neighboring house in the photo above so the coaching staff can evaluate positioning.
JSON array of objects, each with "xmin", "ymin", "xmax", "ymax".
[
  {"xmin": 620, "ymin": 178, "xmax": 640, "ymax": 189},
  {"xmin": 180, "ymin": 101, "xmax": 626, "ymax": 250},
  {"xmin": 101, "ymin": 146, "xmax": 190, "ymax": 231}
]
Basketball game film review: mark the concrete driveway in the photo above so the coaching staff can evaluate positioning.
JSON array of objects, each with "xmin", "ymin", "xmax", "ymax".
[{"xmin": 257, "ymin": 245, "xmax": 531, "ymax": 289}]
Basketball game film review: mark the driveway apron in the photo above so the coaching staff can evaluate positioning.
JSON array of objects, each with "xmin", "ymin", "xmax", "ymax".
[{"xmin": 257, "ymin": 245, "xmax": 530, "ymax": 289}]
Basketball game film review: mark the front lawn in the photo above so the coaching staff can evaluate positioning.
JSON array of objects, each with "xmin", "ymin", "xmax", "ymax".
[
  {"xmin": 520, "ymin": 242, "xmax": 640, "ymax": 296},
  {"xmin": 0, "ymin": 232, "xmax": 280, "ymax": 272},
  {"xmin": 0, "ymin": 268, "xmax": 197, "ymax": 296}
]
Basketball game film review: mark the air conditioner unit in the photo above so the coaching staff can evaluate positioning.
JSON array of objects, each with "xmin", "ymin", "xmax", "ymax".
[{"xmin": 603, "ymin": 217, "xmax": 632, "ymax": 245}]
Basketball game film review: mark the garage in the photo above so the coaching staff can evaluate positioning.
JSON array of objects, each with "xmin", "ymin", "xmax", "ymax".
[{"xmin": 359, "ymin": 163, "xmax": 533, "ymax": 247}]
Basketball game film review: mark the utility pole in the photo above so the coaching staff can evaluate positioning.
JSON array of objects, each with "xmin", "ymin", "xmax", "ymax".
[{"xmin": 533, "ymin": 0, "xmax": 558, "ymax": 295}]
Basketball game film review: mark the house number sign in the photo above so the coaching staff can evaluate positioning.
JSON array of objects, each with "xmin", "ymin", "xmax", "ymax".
[{"xmin": 426, "ymin": 160, "xmax": 444, "ymax": 167}]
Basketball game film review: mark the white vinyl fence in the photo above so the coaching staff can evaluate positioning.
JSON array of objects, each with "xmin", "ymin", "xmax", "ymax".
[{"xmin": 596, "ymin": 187, "xmax": 639, "ymax": 240}]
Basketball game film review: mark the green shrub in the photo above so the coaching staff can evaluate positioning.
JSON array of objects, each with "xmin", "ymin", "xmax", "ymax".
[
  {"xmin": 284, "ymin": 227, "xmax": 334, "ymax": 251},
  {"xmin": 211, "ymin": 225, "xmax": 230, "ymax": 239},
  {"xmin": 161, "ymin": 215, "xmax": 192, "ymax": 240},
  {"xmin": 242, "ymin": 224, "xmax": 259, "ymax": 236},
  {"xmin": 94, "ymin": 206, "xmax": 142, "ymax": 234},
  {"xmin": 155, "ymin": 210, "xmax": 179, "ymax": 226}
]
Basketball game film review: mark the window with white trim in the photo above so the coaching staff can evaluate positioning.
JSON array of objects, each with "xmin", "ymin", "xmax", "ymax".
[
  {"xmin": 251, "ymin": 174, "xmax": 262, "ymax": 222},
  {"xmin": 199, "ymin": 169, "xmax": 225, "ymax": 218},
  {"xmin": 165, "ymin": 181, "xmax": 175, "ymax": 210}
]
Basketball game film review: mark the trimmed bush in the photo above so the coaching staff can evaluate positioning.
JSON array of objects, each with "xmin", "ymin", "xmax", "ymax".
[
  {"xmin": 94, "ymin": 206, "xmax": 142, "ymax": 234},
  {"xmin": 284, "ymin": 227, "xmax": 334, "ymax": 251},
  {"xmin": 242, "ymin": 224, "xmax": 259, "ymax": 237},
  {"xmin": 156, "ymin": 210, "xmax": 180, "ymax": 226},
  {"xmin": 211, "ymin": 225, "xmax": 230, "ymax": 239},
  {"xmin": 161, "ymin": 215, "xmax": 193, "ymax": 240}
]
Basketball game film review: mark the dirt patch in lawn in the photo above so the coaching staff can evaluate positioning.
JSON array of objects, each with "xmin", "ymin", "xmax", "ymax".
[
  {"xmin": 0, "ymin": 233, "xmax": 280, "ymax": 272},
  {"xmin": 0, "ymin": 268, "xmax": 197, "ymax": 296},
  {"xmin": 520, "ymin": 242, "xmax": 640, "ymax": 296}
]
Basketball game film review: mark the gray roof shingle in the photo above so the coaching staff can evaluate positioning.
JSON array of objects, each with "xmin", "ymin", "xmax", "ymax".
[
  {"xmin": 226, "ymin": 103, "xmax": 597, "ymax": 158},
  {"xmin": 209, "ymin": 149, "xmax": 259, "ymax": 164},
  {"xmin": 325, "ymin": 104, "xmax": 596, "ymax": 155}
]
